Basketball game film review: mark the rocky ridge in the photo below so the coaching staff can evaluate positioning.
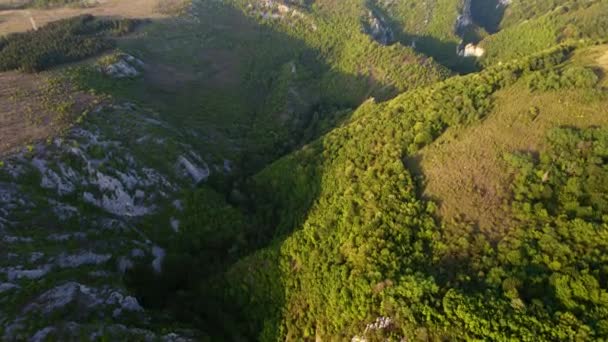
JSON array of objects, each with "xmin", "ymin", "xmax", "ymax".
[
  {"xmin": 364, "ymin": 9, "xmax": 394, "ymax": 45},
  {"xmin": 0, "ymin": 100, "xmax": 227, "ymax": 340}
]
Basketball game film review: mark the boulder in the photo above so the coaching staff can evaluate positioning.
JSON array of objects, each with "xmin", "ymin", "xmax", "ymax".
[{"xmin": 100, "ymin": 54, "xmax": 145, "ymax": 79}]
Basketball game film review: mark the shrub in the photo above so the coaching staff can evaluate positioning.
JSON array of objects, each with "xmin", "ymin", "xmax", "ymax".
[
  {"xmin": 561, "ymin": 66, "xmax": 599, "ymax": 88},
  {"xmin": 528, "ymin": 66, "xmax": 599, "ymax": 91}
]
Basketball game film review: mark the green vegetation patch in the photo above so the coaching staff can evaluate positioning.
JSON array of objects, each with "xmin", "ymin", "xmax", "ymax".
[
  {"xmin": 528, "ymin": 65, "xmax": 599, "ymax": 91},
  {"xmin": 481, "ymin": 0, "xmax": 608, "ymax": 65},
  {"xmin": 30, "ymin": 0, "xmax": 82, "ymax": 8},
  {"xmin": 0, "ymin": 14, "xmax": 139, "ymax": 73}
]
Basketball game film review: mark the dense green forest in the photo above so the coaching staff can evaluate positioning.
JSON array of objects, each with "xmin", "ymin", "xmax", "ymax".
[
  {"xmin": 220, "ymin": 47, "xmax": 606, "ymax": 341},
  {"xmin": 0, "ymin": 15, "xmax": 137, "ymax": 72},
  {"xmin": 1, "ymin": 0, "xmax": 608, "ymax": 340}
]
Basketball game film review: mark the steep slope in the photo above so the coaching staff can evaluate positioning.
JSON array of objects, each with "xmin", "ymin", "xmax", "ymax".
[
  {"xmin": 0, "ymin": 102, "xmax": 207, "ymax": 340},
  {"xmin": 0, "ymin": 0, "xmax": 452, "ymax": 339},
  {"xmin": 2, "ymin": 0, "xmax": 608, "ymax": 341},
  {"xmin": 194, "ymin": 44, "xmax": 608, "ymax": 340},
  {"xmin": 368, "ymin": 0, "xmax": 477, "ymax": 72}
]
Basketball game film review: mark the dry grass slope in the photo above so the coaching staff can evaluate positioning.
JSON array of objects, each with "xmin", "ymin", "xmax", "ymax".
[{"xmin": 408, "ymin": 46, "xmax": 608, "ymax": 240}]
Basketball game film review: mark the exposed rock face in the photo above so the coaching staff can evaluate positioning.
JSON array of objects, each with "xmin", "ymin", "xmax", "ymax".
[
  {"xmin": 457, "ymin": 0, "xmax": 510, "ymax": 35},
  {"xmin": 100, "ymin": 54, "xmax": 145, "ymax": 78},
  {"xmin": 177, "ymin": 155, "xmax": 209, "ymax": 184},
  {"xmin": 454, "ymin": 0, "xmax": 503, "ymax": 58},
  {"xmin": 56, "ymin": 252, "xmax": 112, "ymax": 269},
  {"xmin": 4, "ymin": 281, "xmax": 153, "ymax": 340},
  {"xmin": 364, "ymin": 10, "xmax": 394, "ymax": 45},
  {"xmin": 3, "ymin": 265, "xmax": 52, "ymax": 281},
  {"xmin": 351, "ymin": 316, "xmax": 399, "ymax": 341},
  {"xmin": 455, "ymin": 0, "xmax": 473, "ymax": 34},
  {"xmin": 0, "ymin": 102, "xmax": 224, "ymax": 340},
  {"xmin": 152, "ymin": 246, "xmax": 166, "ymax": 273},
  {"xmin": 251, "ymin": 0, "xmax": 306, "ymax": 20},
  {"xmin": 0, "ymin": 283, "xmax": 19, "ymax": 294},
  {"xmin": 246, "ymin": 0, "xmax": 317, "ymax": 30},
  {"xmin": 458, "ymin": 43, "xmax": 485, "ymax": 57}
]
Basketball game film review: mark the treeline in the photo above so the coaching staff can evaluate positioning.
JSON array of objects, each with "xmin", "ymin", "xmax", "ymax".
[
  {"xmin": 0, "ymin": 0, "xmax": 83, "ymax": 9},
  {"xmin": 31, "ymin": 0, "xmax": 81, "ymax": 7},
  {"xmin": 0, "ymin": 15, "xmax": 138, "ymax": 72}
]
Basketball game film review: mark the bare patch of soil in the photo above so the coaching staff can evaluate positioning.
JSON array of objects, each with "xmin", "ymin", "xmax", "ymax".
[{"xmin": 0, "ymin": 71, "xmax": 96, "ymax": 156}]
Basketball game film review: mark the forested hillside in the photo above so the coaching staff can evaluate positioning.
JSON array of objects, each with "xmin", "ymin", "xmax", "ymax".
[
  {"xmin": 479, "ymin": 0, "xmax": 608, "ymax": 64},
  {"xmin": 1, "ymin": 0, "xmax": 608, "ymax": 341},
  {"xmin": 179, "ymin": 43, "xmax": 608, "ymax": 340},
  {"xmin": 369, "ymin": 0, "xmax": 473, "ymax": 71}
]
